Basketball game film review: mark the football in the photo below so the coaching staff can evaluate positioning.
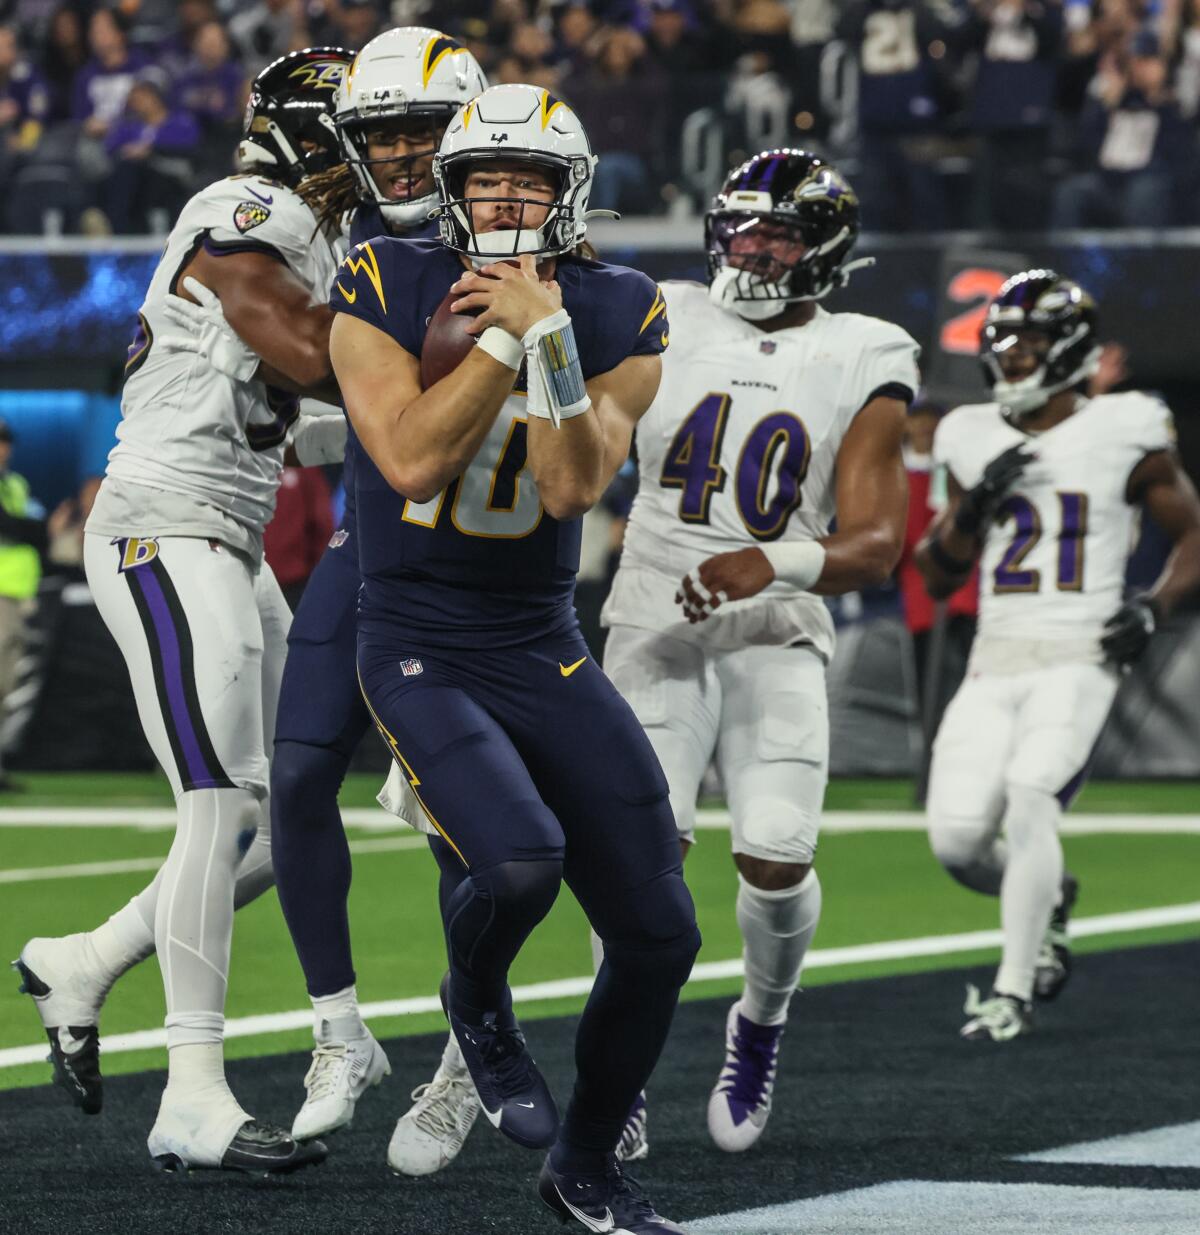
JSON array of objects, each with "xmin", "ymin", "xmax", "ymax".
[{"xmin": 420, "ymin": 289, "xmax": 480, "ymax": 389}]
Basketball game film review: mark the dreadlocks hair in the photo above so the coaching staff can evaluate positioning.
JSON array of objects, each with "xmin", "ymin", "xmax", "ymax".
[{"xmin": 299, "ymin": 162, "xmax": 361, "ymax": 236}]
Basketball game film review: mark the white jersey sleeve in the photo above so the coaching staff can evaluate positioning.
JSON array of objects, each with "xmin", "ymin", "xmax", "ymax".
[
  {"xmin": 935, "ymin": 393, "xmax": 1174, "ymax": 659},
  {"xmin": 89, "ymin": 175, "xmax": 343, "ymax": 556},
  {"xmin": 603, "ymin": 285, "xmax": 920, "ymax": 659}
]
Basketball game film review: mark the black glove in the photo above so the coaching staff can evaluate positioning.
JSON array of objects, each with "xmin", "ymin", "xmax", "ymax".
[
  {"xmin": 1100, "ymin": 596, "xmax": 1159, "ymax": 666},
  {"xmin": 954, "ymin": 444, "xmax": 1036, "ymax": 536}
]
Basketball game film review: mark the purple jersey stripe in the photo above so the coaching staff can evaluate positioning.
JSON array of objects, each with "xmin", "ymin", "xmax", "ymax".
[{"xmin": 128, "ymin": 564, "xmax": 223, "ymax": 789}]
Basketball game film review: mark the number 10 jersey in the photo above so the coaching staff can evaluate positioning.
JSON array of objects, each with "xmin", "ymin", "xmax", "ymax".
[{"xmin": 605, "ymin": 281, "xmax": 920, "ymax": 659}]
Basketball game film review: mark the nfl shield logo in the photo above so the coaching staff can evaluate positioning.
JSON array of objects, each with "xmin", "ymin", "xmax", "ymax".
[
  {"xmin": 328, "ymin": 529, "xmax": 348, "ymax": 549},
  {"xmin": 400, "ymin": 658, "xmax": 424, "ymax": 677},
  {"xmin": 760, "ymin": 340, "xmax": 777, "ymax": 354}
]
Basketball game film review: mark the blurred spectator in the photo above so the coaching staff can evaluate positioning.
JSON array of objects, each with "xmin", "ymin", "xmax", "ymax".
[
  {"xmin": 1051, "ymin": 32, "xmax": 1192, "ymax": 228},
  {"xmin": 40, "ymin": 3, "xmax": 86, "ymax": 121},
  {"xmin": 71, "ymin": 7, "xmax": 147, "ymax": 141},
  {"xmin": 178, "ymin": 17, "xmax": 246, "ymax": 180},
  {"xmin": 641, "ymin": 0, "xmax": 722, "ymax": 76},
  {"xmin": 836, "ymin": 0, "xmax": 963, "ymax": 231},
  {"xmin": 101, "ymin": 71, "xmax": 200, "ymax": 232},
  {"xmin": 965, "ymin": 0, "xmax": 1063, "ymax": 230},
  {"xmin": 553, "ymin": 2, "xmax": 604, "ymax": 76},
  {"xmin": 568, "ymin": 28, "xmax": 665, "ymax": 213},
  {"xmin": 0, "ymin": 21, "xmax": 49, "ymax": 175},
  {"xmin": 0, "ymin": 417, "xmax": 45, "ymax": 789},
  {"xmin": 156, "ymin": 0, "xmax": 220, "ymax": 80},
  {"xmin": 46, "ymin": 474, "xmax": 100, "ymax": 576},
  {"xmin": 264, "ymin": 465, "xmax": 334, "ymax": 611},
  {"xmin": 230, "ymin": 0, "xmax": 306, "ymax": 75},
  {"xmin": 312, "ymin": 0, "xmax": 388, "ymax": 49}
]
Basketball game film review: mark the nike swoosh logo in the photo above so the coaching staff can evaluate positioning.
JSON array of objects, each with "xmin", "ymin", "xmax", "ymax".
[
  {"xmin": 559, "ymin": 1192, "xmax": 615, "ymax": 1233},
  {"xmin": 337, "ymin": 282, "xmax": 357, "ymax": 304},
  {"xmin": 246, "ymin": 186, "xmax": 273, "ymax": 204},
  {"xmin": 516, "ymin": 1101, "xmax": 536, "ymax": 1108},
  {"xmin": 559, "ymin": 657, "xmax": 587, "ymax": 678}
]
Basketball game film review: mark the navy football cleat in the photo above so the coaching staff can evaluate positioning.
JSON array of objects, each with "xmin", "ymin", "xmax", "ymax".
[
  {"xmin": 538, "ymin": 1154, "xmax": 690, "ymax": 1234},
  {"xmin": 1034, "ymin": 872, "xmax": 1079, "ymax": 1002},
  {"xmin": 440, "ymin": 973, "xmax": 558, "ymax": 1149}
]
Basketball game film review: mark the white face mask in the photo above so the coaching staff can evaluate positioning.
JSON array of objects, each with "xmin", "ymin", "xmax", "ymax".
[{"xmin": 708, "ymin": 267, "xmax": 789, "ymax": 322}]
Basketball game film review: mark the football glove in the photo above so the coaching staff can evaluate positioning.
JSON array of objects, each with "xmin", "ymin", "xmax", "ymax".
[
  {"xmin": 1100, "ymin": 596, "xmax": 1159, "ymax": 665},
  {"xmin": 159, "ymin": 276, "xmax": 260, "ymax": 383},
  {"xmin": 954, "ymin": 443, "xmax": 1036, "ymax": 536}
]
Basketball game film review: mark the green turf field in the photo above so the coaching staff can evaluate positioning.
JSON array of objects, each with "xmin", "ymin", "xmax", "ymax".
[{"xmin": 3, "ymin": 774, "xmax": 1198, "ymax": 1096}]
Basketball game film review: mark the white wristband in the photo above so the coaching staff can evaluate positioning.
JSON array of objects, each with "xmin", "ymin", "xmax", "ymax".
[
  {"xmin": 759, "ymin": 541, "xmax": 826, "ymax": 591},
  {"xmin": 476, "ymin": 326, "xmax": 524, "ymax": 371}
]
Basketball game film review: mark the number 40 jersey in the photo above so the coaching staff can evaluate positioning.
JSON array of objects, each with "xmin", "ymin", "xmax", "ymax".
[
  {"xmin": 603, "ymin": 280, "xmax": 920, "ymax": 659},
  {"xmin": 934, "ymin": 392, "xmax": 1174, "ymax": 651}
]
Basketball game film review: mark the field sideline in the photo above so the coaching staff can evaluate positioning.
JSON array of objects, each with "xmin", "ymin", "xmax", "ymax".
[{"xmin": 2, "ymin": 774, "xmax": 1198, "ymax": 1098}]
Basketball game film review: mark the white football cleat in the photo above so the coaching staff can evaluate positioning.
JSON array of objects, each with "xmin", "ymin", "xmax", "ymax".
[
  {"xmin": 615, "ymin": 1090, "xmax": 649, "ymax": 1162},
  {"xmin": 13, "ymin": 934, "xmax": 112, "ymax": 1114},
  {"xmin": 388, "ymin": 1038, "xmax": 480, "ymax": 1176},
  {"xmin": 291, "ymin": 1022, "xmax": 391, "ymax": 1141},
  {"xmin": 960, "ymin": 984, "xmax": 1033, "ymax": 1042},
  {"xmin": 707, "ymin": 1001, "xmax": 783, "ymax": 1153}
]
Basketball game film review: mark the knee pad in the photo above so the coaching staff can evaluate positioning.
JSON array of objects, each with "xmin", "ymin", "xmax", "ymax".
[
  {"xmin": 600, "ymin": 871, "xmax": 701, "ymax": 988},
  {"xmin": 471, "ymin": 857, "xmax": 564, "ymax": 920},
  {"xmin": 928, "ymin": 813, "xmax": 996, "ymax": 875},
  {"xmin": 270, "ymin": 741, "xmax": 348, "ymax": 826}
]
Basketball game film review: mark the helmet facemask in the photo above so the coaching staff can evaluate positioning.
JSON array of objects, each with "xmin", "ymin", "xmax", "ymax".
[
  {"xmin": 434, "ymin": 149, "xmax": 593, "ymax": 265},
  {"xmin": 982, "ymin": 323, "xmax": 1102, "ymax": 421},
  {"xmin": 338, "ymin": 107, "xmax": 455, "ymax": 228}
]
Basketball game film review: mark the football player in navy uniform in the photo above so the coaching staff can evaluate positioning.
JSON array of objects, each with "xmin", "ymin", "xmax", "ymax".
[
  {"xmin": 270, "ymin": 27, "xmax": 490, "ymax": 1153},
  {"xmin": 331, "ymin": 84, "xmax": 700, "ymax": 1233}
]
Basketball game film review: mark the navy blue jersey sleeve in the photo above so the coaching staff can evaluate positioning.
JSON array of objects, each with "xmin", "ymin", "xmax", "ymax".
[{"xmin": 563, "ymin": 261, "xmax": 669, "ymax": 379}]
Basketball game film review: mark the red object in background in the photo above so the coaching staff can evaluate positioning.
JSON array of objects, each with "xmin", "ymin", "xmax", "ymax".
[
  {"xmin": 264, "ymin": 466, "xmax": 334, "ymax": 596},
  {"xmin": 898, "ymin": 465, "xmax": 978, "ymax": 634}
]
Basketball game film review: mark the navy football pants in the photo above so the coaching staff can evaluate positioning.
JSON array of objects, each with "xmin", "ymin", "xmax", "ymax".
[
  {"xmin": 271, "ymin": 538, "xmax": 373, "ymax": 998},
  {"xmin": 358, "ymin": 627, "xmax": 701, "ymax": 1155}
]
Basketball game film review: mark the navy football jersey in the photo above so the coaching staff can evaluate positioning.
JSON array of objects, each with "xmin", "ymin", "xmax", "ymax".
[
  {"xmin": 330, "ymin": 236, "xmax": 669, "ymax": 647},
  {"xmin": 338, "ymin": 212, "xmax": 439, "ymax": 535}
]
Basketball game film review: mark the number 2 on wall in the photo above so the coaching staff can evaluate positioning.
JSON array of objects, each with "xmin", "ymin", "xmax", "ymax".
[
  {"xmin": 659, "ymin": 392, "xmax": 811, "ymax": 541},
  {"xmin": 993, "ymin": 491, "xmax": 1088, "ymax": 593}
]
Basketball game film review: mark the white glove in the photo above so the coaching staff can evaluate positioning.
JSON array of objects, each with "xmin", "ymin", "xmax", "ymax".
[
  {"xmin": 290, "ymin": 412, "xmax": 347, "ymax": 465},
  {"xmin": 158, "ymin": 276, "xmax": 260, "ymax": 383}
]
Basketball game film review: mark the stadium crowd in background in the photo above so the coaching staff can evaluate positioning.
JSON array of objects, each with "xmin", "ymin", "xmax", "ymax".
[{"xmin": 1, "ymin": 0, "xmax": 1199, "ymax": 231}]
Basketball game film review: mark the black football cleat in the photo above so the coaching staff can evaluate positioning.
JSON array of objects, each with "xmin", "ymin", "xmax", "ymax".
[
  {"xmin": 13, "ymin": 954, "xmax": 103, "ymax": 1115},
  {"xmin": 1034, "ymin": 873, "xmax": 1079, "ymax": 1001},
  {"xmin": 538, "ymin": 1154, "xmax": 690, "ymax": 1233},
  {"xmin": 440, "ymin": 973, "xmax": 558, "ymax": 1149},
  {"xmin": 152, "ymin": 1120, "xmax": 328, "ymax": 1177}
]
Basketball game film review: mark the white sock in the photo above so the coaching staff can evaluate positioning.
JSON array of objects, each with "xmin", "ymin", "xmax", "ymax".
[
  {"xmin": 313, "ymin": 985, "xmax": 366, "ymax": 1040},
  {"xmin": 164, "ymin": 1040, "xmax": 243, "ymax": 1110},
  {"xmin": 440, "ymin": 1031, "xmax": 466, "ymax": 1075},
  {"xmin": 86, "ymin": 895, "xmax": 156, "ymax": 985},
  {"xmin": 995, "ymin": 785, "xmax": 1064, "ymax": 1002},
  {"xmin": 155, "ymin": 787, "xmax": 258, "ymax": 1039},
  {"xmin": 736, "ymin": 869, "xmax": 822, "ymax": 1027}
]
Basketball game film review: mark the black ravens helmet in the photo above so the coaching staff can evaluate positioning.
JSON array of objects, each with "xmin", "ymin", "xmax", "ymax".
[
  {"xmin": 239, "ymin": 47, "xmax": 353, "ymax": 186},
  {"xmin": 981, "ymin": 270, "xmax": 1102, "ymax": 419},
  {"xmin": 705, "ymin": 149, "xmax": 870, "ymax": 320}
]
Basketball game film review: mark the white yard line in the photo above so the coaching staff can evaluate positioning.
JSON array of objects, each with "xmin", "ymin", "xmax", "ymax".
[
  {"xmin": 0, "ymin": 835, "xmax": 429, "ymax": 884},
  {"xmin": 2, "ymin": 806, "xmax": 1200, "ymax": 834},
  {"xmin": 2, "ymin": 900, "xmax": 1197, "ymax": 1070}
]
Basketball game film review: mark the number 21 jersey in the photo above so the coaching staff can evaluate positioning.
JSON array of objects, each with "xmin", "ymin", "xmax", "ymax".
[
  {"xmin": 934, "ymin": 392, "xmax": 1174, "ymax": 648},
  {"xmin": 605, "ymin": 281, "xmax": 920, "ymax": 658}
]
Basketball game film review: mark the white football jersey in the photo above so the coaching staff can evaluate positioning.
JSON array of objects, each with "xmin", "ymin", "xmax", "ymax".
[
  {"xmin": 99, "ymin": 174, "xmax": 343, "ymax": 539},
  {"xmin": 934, "ymin": 392, "xmax": 1174, "ymax": 649},
  {"xmin": 603, "ymin": 281, "xmax": 920, "ymax": 657}
]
